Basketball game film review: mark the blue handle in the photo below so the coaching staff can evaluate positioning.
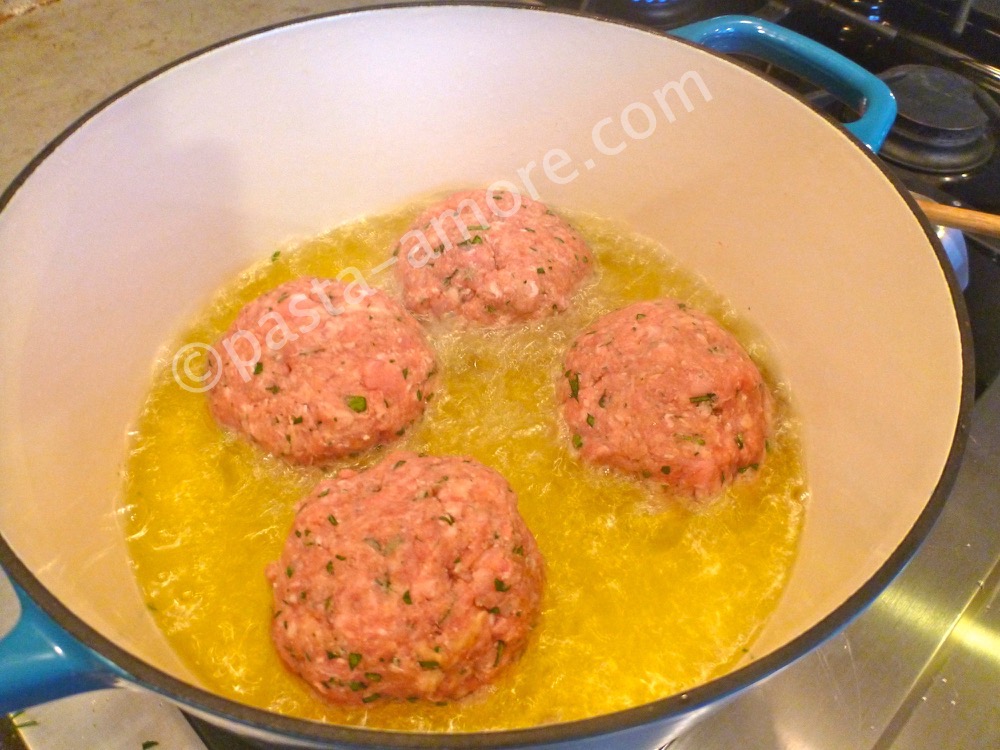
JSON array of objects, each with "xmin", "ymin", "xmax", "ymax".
[
  {"xmin": 671, "ymin": 15, "xmax": 897, "ymax": 151},
  {"xmin": 0, "ymin": 579, "xmax": 118, "ymax": 713}
]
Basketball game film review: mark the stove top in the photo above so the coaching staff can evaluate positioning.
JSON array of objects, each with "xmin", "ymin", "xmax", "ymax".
[{"xmin": 879, "ymin": 64, "xmax": 996, "ymax": 174}]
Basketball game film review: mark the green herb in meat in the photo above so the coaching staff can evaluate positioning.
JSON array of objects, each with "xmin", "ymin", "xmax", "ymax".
[
  {"xmin": 345, "ymin": 395, "xmax": 367, "ymax": 412},
  {"xmin": 566, "ymin": 371, "xmax": 580, "ymax": 400}
]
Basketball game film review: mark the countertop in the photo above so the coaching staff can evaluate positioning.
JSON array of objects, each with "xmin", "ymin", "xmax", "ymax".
[{"xmin": 1, "ymin": 2, "xmax": 998, "ymax": 748}]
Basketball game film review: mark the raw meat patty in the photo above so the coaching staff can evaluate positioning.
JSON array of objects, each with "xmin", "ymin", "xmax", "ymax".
[
  {"xmin": 208, "ymin": 277, "xmax": 436, "ymax": 464},
  {"xmin": 559, "ymin": 299, "xmax": 772, "ymax": 498},
  {"xmin": 267, "ymin": 452, "xmax": 545, "ymax": 705},
  {"xmin": 393, "ymin": 189, "xmax": 593, "ymax": 324}
]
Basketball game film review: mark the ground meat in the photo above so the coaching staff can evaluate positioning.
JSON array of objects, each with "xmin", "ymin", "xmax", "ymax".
[
  {"xmin": 208, "ymin": 278, "xmax": 436, "ymax": 464},
  {"xmin": 266, "ymin": 452, "xmax": 545, "ymax": 706},
  {"xmin": 559, "ymin": 299, "xmax": 772, "ymax": 499},
  {"xmin": 393, "ymin": 189, "xmax": 593, "ymax": 324}
]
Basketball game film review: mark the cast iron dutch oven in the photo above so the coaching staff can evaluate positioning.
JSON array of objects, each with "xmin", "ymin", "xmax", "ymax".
[{"xmin": 0, "ymin": 4, "xmax": 972, "ymax": 748}]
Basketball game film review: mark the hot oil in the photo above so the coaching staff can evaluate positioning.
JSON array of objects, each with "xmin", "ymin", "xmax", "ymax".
[{"xmin": 123, "ymin": 206, "xmax": 807, "ymax": 731}]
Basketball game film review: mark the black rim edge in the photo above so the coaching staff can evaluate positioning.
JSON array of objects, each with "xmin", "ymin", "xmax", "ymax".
[{"xmin": 0, "ymin": 2, "xmax": 976, "ymax": 748}]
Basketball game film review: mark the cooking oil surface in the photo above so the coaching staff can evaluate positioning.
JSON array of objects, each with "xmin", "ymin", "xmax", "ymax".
[{"xmin": 123, "ymin": 205, "xmax": 806, "ymax": 731}]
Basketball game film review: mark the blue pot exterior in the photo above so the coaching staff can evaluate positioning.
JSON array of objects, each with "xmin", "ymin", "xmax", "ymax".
[{"xmin": 672, "ymin": 15, "xmax": 897, "ymax": 151}]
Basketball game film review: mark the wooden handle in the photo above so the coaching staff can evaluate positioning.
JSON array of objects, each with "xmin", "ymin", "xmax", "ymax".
[{"xmin": 914, "ymin": 197, "xmax": 1000, "ymax": 239}]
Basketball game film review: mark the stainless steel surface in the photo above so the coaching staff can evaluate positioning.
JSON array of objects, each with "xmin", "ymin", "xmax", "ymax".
[
  {"xmin": 1, "ymin": 2, "xmax": 998, "ymax": 748},
  {"xmin": 675, "ymin": 377, "xmax": 1000, "ymax": 750}
]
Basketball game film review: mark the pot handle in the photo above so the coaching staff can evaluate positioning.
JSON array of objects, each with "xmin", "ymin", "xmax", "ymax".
[
  {"xmin": 0, "ymin": 575, "xmax": 118, "ymax": 713},
  {"xmin": 671, "ymin": 15, "xmax": 896, "ymax": 151}
]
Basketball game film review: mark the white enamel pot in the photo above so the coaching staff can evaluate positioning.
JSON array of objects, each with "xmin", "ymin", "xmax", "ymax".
[{"xmin": 0, "ymin": 4, "xmax": 972, "ymax": 748}]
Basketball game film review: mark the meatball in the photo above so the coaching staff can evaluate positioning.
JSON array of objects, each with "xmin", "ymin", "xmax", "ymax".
[
  {"xmin": 559, "ymin": 299, "xmax": 771, "ymax": 498},
  {"xmin": 208, "ymin": 277, "xmax": 436, "ymax": 464},
  {"xmin": 393, "ymin": 189, "xmax": 593, "ymax": 324},
  {"xmin": 267, "ymin": 452, "xmax": 545, "ymax": 705}
]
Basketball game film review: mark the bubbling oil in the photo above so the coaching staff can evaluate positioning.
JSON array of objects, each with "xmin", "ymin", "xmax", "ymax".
[{"xmin": 123, "ymin": 205, "xmax": 806, "ymax": 731}]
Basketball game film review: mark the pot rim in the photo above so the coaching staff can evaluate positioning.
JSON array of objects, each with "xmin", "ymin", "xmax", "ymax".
[{"xmin": 0, "ymin": 2, "xmax": 975, "ymax": 747}]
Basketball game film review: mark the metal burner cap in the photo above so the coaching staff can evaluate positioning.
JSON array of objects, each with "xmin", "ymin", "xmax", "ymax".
[{"xmin": 880, "ymin": 65, "xmax": 996, "ymax": 175}]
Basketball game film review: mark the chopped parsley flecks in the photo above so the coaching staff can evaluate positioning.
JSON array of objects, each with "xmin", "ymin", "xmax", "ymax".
[
  {"xmin": 346, "ymin": 395, "xmax": 368, "ymax": 413},
  {"xmin": 494, "ymin": 640, "xmax": 506, "ymax": 667},
  {"xmin": 494, "ymin": 578, "xmax": 511, "ymax": 592},
  {"xmin": 677, "ymin": 434, "xmax": 706, "ymax": 446},
  {"xmin": 690, "ymin": 393, "xmax": 717, "ymax": 405},
  {"xmin": 566, "ymin": 371, "xmax": 580, "ymax": 400},
  {"xmin": 348, "ymin": 652, "xmax": 362, "ymax": 670},
  {"xmin": 572, "ymin": 434, "xmax": 583, "ymax": 450}
]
